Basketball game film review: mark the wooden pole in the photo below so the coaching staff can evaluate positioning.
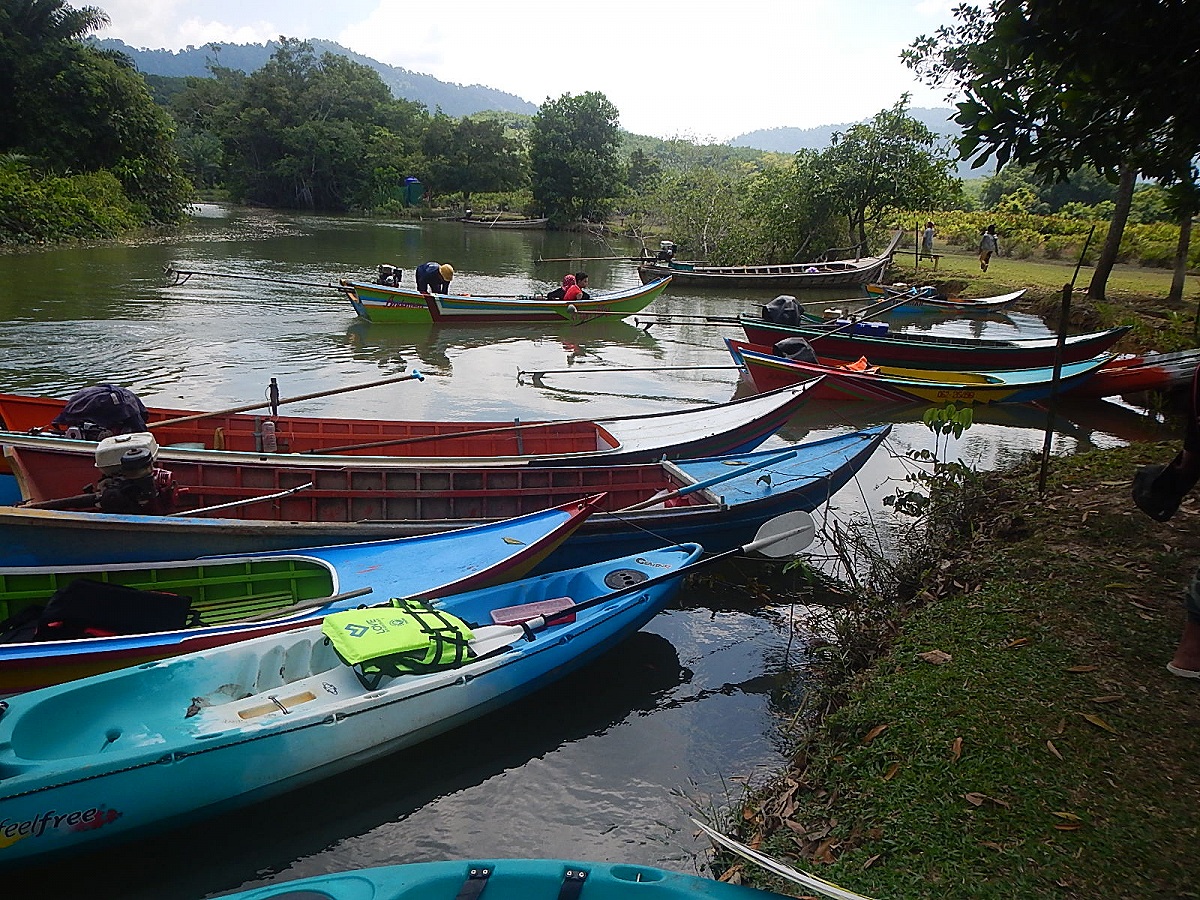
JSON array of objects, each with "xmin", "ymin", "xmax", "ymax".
[{"xmin": 148, "ymin": 372, "xmax": 426, "ymax": 428}]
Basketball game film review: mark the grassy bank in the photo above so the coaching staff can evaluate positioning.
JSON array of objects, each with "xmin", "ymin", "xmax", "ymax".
[{"xmin": 720, "ymin": 444, "xmax": 1199, "ymax": 898}]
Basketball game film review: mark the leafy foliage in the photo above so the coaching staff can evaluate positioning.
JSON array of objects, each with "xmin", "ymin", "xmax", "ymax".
[
  {"xmin": 529, "ymin": 91, "xmax": 622, "ymax": 224},
  {"xmin": 0, "ymin": 0, "xmax": 192, "ymax": 226}
]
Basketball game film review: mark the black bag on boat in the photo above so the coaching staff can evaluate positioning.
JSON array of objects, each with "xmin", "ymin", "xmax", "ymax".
[
  {"xmin": 49, "ymin": 384, "xmax": 149, "ymax": 437},
  {"xmin": 33, "ymin": 579, "xmax": 195, "ymax": 640},
  {"xmin": 773, "ymin": 336, "xmax": 819, "ymax": 364},
  {"xmin": 762, "ymin": 295, "xmax": 801, "ymax": 326}
]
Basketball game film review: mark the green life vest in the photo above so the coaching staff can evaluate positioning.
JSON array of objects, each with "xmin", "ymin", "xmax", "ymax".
[{"xmin": 321, "ymin": 598, "xmax": 475, "ymax": 689}]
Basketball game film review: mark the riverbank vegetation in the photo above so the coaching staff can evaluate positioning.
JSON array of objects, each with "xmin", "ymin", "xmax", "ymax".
[{"xmin": 712, "ymin": 441, "xmax": 1200, "ymax": 899}]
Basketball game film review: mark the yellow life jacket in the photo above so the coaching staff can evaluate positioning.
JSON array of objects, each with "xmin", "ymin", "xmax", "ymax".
[{"xmin": 321, "ymin": 598, "xmax": 475, "ymax": 689}]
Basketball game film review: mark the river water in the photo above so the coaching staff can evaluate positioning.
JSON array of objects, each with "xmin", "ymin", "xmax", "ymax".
[{"xmin": 0, "ymin": 207, "xmax": 1178, "ymax": 896}]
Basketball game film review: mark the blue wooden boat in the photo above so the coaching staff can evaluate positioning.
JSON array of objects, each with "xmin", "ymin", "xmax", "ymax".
[
  {"xmin": 208, "ymin": 858, "xmax": 784, "ymax": 899},
  {"xmin": 0, "ymin": 498, "xmax": 598, "ymax": 695},
  {"xmin": 0, "ymin": 543, "xmax": 701, "ymax": 865},
  {"xmin": 0, "ymin": 426, "xmax": 890, "ymax": 567}
]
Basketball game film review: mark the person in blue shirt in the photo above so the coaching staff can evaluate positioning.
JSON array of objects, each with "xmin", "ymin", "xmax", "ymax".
[{"xmin": 416, "ymin": 262, "xmax": 454, "ymax": 294}]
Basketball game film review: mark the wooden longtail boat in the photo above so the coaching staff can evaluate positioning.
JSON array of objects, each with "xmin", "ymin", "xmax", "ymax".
[
  {"xmin": 0, "ymin": 497, "xmax": 598, "ymax": 695},
  {"xmin": 727, "ymin": 339, "xmax": 1109, "ymax": 405},
  {"xmin": 0, "ymin": 426, "xmax": 889, "ymax": 567},
  {"xmin": 863, "ymin": 285, "xmax": 1027, "ymax": 313},
  {"xmin": 741, "ymin": 317, "xmax": 1130, "ymax": 371},
  {"xmin": 636, "ymin": 232, "xmax": 902, "ymax": 289},
  {"xmin": 341, "ymin": 277, "xmax": 670, "ymax": 324},
  {"xmin": 0, "ymin": 381, "xmax": 817, "ymax": 467},
  {"xmin": 1061, "ymin": 347, "xmax": 1200, "ymax": 399},
  {"xmin": 0, "ymin": 543, "xmax": 701, "ymax": 864},
  {"xmin": 210, "ymin": 859, "xmax": 781, "ymax": 900},
  {"xmin": 460, "ymin": 215, "xmax": 549, "ymax": 229}
]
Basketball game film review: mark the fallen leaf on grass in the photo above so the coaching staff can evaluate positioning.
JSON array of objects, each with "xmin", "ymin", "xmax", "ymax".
[
  {"xmin": 917, "ymin": 649, "xmax": 952, "ymax": 665},
  {"xmin": 862, "ymin": 724, "xmax": 889, "ymax": 745},
  {"xmin": 1052, "ymin": 811, "xmax": 1083, "ymax": 821},
  {"xmin": 950, "ymin": 737, "xmax": 963, "ymax": 763},
  {"xmin": 1090, "ymin": 695, "xmax": 1124, "ymax": 704},
  {"xmin": 1054, "ymin": 823, "xmax": 1085, "ymax": 831},
  {"xmin": 1046, "ymin": 740, "xmax": 1063, "ymax": 760},
  {"xmin": 1081, "ymin": 713, "xmax": 1119, "ymax": 734},
  {"xmin": 1065, "ymin": 665, "xmax": 1099, "ymax": 673},
  {"xmin": 964, "ymin": 792, "xmax": 1010, "ymax": 808},
  {"xmin": 882, "ymin": 762, "xmax": 901, "ymax": 782},
  {"xmin": 863, "ymin": 855, "xmax": 880, "ymax": 869}
]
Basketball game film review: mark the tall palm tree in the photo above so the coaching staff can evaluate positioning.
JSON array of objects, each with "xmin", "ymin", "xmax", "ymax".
[{"xmin": 1, "ymin": 0, "xmax": 109, "ymax": 45}]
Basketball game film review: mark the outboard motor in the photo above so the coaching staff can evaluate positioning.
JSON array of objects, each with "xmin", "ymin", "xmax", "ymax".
[
  {"xmin": 377, "ymin": 264, "xmax": 403, "ymax": 287},
  {"xmin": 762, "ymin": 295, "xmax": 801, "ymax": 326},
  {"xmin": 656, "ymin": 241, "xmax": 677, "ymax": 263},
  {"xmin": 90, "ymin": 433, "xmax": 179, "ymax": 514}
]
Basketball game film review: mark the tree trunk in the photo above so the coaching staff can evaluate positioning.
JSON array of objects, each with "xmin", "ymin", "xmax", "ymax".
[
  {"xmin": 1087, "ymin": 165, "xmax": 1136, "ymax": 301},
  {"xmin": 1171, "ymin": 212, "xmax": 1192, "ymax": 305}
]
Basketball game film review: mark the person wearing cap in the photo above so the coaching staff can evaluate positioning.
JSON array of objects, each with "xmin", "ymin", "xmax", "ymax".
[{"xmin": 416, "ymin": 261, "xmax": 455, "ymax": 294}]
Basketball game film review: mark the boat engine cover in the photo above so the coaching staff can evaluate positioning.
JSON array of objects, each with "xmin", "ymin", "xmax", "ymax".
[{"xmin": 95, "ymin": 432, "xmax": 160, "ymax": 474}]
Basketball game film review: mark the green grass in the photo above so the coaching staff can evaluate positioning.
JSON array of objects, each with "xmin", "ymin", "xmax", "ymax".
[{"xmin": 725, "ymin": 446, "xmax": 1200, "ymax": 899}]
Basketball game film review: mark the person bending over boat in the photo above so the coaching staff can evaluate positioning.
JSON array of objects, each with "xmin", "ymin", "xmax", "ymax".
[{"xmin": 416, "ymin": 262, "xmax": 454, "ymax": 294}]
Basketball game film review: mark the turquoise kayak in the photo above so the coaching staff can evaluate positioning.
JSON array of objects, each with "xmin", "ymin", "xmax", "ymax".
[
  {"xmin": 0, "ymin": 544, "xmax": 702, "ymax": 865},
  {"xmin": 213, "ymin": 858, "xmax": 785, "ymax": 899}
]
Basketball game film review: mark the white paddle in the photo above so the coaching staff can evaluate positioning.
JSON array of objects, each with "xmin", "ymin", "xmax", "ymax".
[
  {"xmin": 692, "ymin": 818, "xmax": 877, "ymax": 900},
  {"xmin": 467, "ymin": 510, "xmax": 818, "ymax": 657}
]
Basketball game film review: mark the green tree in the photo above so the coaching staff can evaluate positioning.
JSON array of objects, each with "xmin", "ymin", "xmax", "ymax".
[
  {"xmin": 529, "ymin": 91, "xmax": 621, "ymax": 224},
  {"xmin": 0, "ymin": 0, "xmax": 191, "ymax": 223},
  {"xmin": 422, "ymin": 114, "xmax": 527, "ymax": 202},
  {"xmin": 813, "ymin": 98, "xmax": 958, "ymax": 250},
  {"xmin": 905, "ymin": 0, "xmax": 1200, "ymax": 300}
]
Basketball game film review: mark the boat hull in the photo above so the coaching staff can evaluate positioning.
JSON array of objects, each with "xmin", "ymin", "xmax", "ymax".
[
  {"xmin": 0, "ymin": 427, "xmax": 889, "ymax": 567},
  {"xmin": 741, "ymin": 319, "xmax": 1130, "ymax": 371},
  {"xmin": 0, "ymin": 499, "xmax": 596, "ymax": 694},
  {"xmin": 344, "ymin": 277, "xmax": 670, "ymax": 324},
  {"xmin": 0, "ymin": 379, "xmax": 813, "ymax": 467},
  {"xmin": 729, "ymin": 340, "xmax": 1109, "ymax": 405},
  {"xmin": 1062, "ymin": 348, "xmax": 1200, "ymax": 399},
  {"xmin": 211, "ymin": 859, "xmax": 776, "ymax": 899},
  {"xmin": 0, "ymin": 546, "xmax": 700, "ymax": 864},
  {"xmin": 636, "ymin": 232, "xmax": 902, "ymax": 290}
]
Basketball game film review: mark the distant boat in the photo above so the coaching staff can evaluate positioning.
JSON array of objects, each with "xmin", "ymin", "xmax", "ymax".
[
  {"xmin": 341, "ymin": 277, "xmax": 670, "ymax": 324},
  {"xmin": 460, "ymin": 215, "xmax": 549, "ymax": 229},
  {"xmin": 728, "ymin": 338, "xmax": 1110, "ymax": 405},
  {"xmin": 208, "ymin": 859, "xmax": 783, "ymax": 900},
  {"xmin": 636, "ymin": 231, "xmax": 903, "ymax": 289},
  {"xmin": 0, "ymin": 543, "xmax": 700, "ymax": 864},
  {"xmin": 863, "ymin": 284, "xmax": 1026, "ymax": 313},
  {"xmin": 741, "ymin": 317, "xmax": 1130, "ymax": 371}
]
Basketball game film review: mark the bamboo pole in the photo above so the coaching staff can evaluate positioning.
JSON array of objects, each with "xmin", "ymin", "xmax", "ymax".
[{"xmin": 148, "ymin": 372, "xmax": 426, "ymax": 428}]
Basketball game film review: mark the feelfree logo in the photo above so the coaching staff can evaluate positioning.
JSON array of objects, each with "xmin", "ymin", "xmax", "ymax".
[{"xmin": 0, "ymin": 805, "xmax": 123, "ymax": 849}]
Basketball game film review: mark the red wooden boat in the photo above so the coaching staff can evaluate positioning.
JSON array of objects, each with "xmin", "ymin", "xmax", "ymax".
[
  {"xmin": 1, "ymin": 426, "xmax": 890, "ymax": 567},
  {"xmin": 739, "ymin": 316, "xmax": 1130, "ymax": 371},
  {"xmin": 0, "ymin": 381, "xmax": 816, "ymax": 468},
  {"xmin": 1061, "ymin": 348, "xmax": 1200, "ymax": 399}
]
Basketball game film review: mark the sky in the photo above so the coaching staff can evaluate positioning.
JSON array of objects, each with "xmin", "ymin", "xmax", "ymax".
[{"xmin": 93, "ymin": 0, "xmax": 961, "ymax": 142}]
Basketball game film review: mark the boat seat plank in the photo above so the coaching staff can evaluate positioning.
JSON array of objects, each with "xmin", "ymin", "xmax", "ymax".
[{"xmin": 190, "ymin": 591, "xmax": 301, "ymax": 625}]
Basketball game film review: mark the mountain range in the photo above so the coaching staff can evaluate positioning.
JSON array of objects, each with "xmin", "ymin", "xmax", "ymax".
[{"xmin": 97, "ymin": 37, "xmax": 989, "ymax": 172}]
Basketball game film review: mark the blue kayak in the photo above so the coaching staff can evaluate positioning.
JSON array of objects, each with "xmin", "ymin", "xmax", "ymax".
[
  {"xmin": 0, "ymin": 543, "xmax": 702, "ymax": 865},
  {"xmin": 212, "ymin": 858, "xmax": 785, "ymax": 899}
]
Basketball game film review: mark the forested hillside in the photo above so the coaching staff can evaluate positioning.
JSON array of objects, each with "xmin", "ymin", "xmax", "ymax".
[{"xmin": 90, "ymin": 37, "xmax": 539, "ymax": 119}]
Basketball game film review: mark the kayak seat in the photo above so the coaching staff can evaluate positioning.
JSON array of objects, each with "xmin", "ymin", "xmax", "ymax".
[{"xmin": 190, "ymin": 591, "xmax": 298, "ymax": 626}]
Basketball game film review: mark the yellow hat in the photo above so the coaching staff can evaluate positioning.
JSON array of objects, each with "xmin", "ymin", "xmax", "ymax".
[{"xmin": 439, "ymin": 264, "xmax": 454, "ymax": 281}]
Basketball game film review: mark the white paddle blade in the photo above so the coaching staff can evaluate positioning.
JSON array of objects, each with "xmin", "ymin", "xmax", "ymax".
[
  {"xmin": 692, "ymin": 819, "xmax": 876, "ymax": 900},
  {"xmin": 748, "ymin": 510, "xmax": 817, "ymax": 558}
]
